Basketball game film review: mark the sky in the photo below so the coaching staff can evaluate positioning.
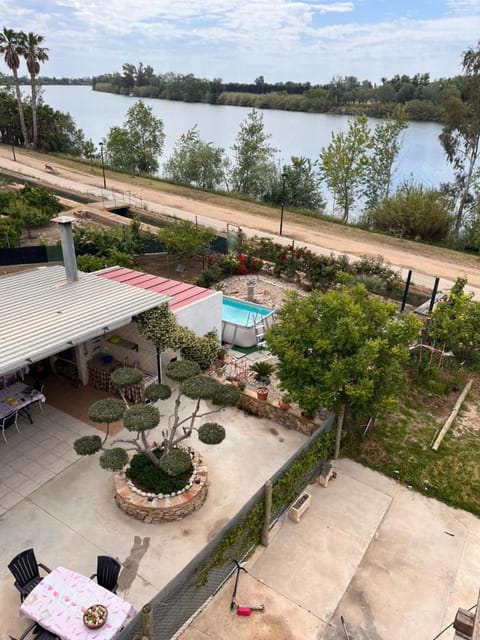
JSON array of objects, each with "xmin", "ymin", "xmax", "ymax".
[{"xmin": 2, "ymin": 0, "xmax": 480, "ymax": 84}]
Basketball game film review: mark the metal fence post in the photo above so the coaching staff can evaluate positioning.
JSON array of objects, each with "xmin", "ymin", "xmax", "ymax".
[
  {"xmin": 141, "ymin": 603, "xmax": 153, "ymax": 640},
  {"xmin": 261, "ymin": 480, "xmax": 273, "ymax": 547}
]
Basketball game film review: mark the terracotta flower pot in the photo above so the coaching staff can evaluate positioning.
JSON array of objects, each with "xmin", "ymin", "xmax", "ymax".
[
  {"xmin": 278, "ymin": 400, "xmax": 291, "ymax": 410},
  {"xmin": 256, "ymin": 386, "xmax": 269, "ymax": 401}
]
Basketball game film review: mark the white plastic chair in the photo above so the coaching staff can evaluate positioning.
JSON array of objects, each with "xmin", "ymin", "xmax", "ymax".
[{"xmin": 1, "ymin": 412, "xmax": 20, "ymax": 443}]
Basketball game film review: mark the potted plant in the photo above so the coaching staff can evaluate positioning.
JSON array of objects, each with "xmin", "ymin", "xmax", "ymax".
[
  {"xmin": 256, "ymin": 386, "xmax": 269, "ymax": 401},
  {"xmin": 278, "ymin": 393, "xmax": 292, "ymax": 410},
  {"xmin": 217, "ymin": 346, "xmax": 228, "ymax": 363},
  {"xmin": 250, "ymin": 360, "xmax": 275, "ymax": 385}
]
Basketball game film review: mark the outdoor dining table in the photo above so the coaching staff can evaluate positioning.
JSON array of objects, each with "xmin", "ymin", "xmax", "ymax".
[
  {"xmin": 19, "ymin": 566, "xmax": 137, "ymax": 640},
  {"xmin": 0, "ymin": 382, "xmax": 45, "ymax": 423}
]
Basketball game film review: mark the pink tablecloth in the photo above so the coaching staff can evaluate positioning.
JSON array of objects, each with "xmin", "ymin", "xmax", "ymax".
[{"xmin": 20, "ymin": 567, "xmax": 137, "ymax": 640}]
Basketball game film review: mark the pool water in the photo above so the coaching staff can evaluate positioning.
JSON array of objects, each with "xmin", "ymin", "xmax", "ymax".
[{"xmin": 222, "ymin": 297, "xmax": 273, "ymax": 327}]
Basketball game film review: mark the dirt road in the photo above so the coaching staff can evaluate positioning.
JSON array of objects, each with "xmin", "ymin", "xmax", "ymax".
[{"xmin": 1, "ymin": 145, "xmax": 479, "ymax": 295}]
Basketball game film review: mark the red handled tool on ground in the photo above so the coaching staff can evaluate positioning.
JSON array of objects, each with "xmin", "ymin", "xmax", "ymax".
[{"xmin": 230, "ymin": 560, "xmax": 265, "ymax": 616}]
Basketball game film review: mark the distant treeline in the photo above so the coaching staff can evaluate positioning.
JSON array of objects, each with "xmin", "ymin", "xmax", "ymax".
[
  {"xmin": 0, "ymin": 73, "xmax": 91, "ymax": 86},
  {"xmin": 92, "ymin": 64, "xmax": 465, "ymax": 122}
]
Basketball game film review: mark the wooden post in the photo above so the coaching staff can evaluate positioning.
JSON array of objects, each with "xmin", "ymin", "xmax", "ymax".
[
  {"xmin": 261, "ymin": 480, "xmax": 273, "ymax": 547},
  {"xmin": 141, "ymin": 603, "xmax": 153, "ymax": 640},
  {"xmin": 431, "ymin": 379, "xmax": 473, "ymax": 451},
  {"xmin": 472, "ymin": 589, "xmax": 480, "ymax": 640}
]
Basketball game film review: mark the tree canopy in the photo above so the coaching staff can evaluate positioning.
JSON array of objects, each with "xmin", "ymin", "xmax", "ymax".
[{"xmin": 267, "ymin": 286, "xmax": 421, "ymax": 457}]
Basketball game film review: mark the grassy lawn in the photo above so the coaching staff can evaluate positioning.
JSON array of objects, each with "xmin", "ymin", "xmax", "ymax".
[{"xmin": 343, "ymin": 370, "xmax": 480, "ymax": 517}]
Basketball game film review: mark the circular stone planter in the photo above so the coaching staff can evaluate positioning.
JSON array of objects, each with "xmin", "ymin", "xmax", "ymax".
[{"xmin": 114, "ymin": 449, "xmax": 208, "ymax": 523}]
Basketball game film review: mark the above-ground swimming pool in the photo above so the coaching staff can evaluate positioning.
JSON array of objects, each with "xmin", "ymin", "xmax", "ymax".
[{"xmin": 222, "ymin": 297, "xmax": 276, "ymax": 348}]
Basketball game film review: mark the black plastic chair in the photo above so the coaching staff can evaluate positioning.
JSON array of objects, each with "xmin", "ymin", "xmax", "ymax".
[
  {"xmin": 8, "ymin": 548, "xmax": 51, "ymax": 602},
  {"xmin": 90, "ymin": 555, "xmax": 121, "ymax": 593},
  {"xmin": 9, "ymin": 621, "xmax": 59, "ymax": 640}
]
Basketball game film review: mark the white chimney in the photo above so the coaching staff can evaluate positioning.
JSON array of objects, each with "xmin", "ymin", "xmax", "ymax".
[{"xmin": 53, "ymin": 216, "xmax": 79, "ymax": 282}]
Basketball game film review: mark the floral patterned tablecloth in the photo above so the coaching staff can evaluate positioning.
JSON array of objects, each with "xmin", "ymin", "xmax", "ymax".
[
  {"xmin": 0, "ymin": 382, "xmax": 45, "ymax": 420},
  {"xmin": 20, "ymin": 566, "xmax": 137, "ymax": 640}
]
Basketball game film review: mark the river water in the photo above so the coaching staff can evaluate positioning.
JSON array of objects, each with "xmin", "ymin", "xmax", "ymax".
[{"xmin": 40, "ymin": 85, "xmax": 453, "ymax": 195}]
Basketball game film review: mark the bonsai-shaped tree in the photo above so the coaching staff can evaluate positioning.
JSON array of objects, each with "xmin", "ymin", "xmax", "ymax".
[{"xmin": 73, "ymin": 361, "xmax": 240, "ymax": 484}]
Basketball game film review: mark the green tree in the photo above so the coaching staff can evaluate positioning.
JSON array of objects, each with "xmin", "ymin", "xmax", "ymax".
[
  {"xmin": 157, "ymin": 220, "xmax": 216, "ymax": 263},
  {"xmin": 267, "ymin": 286, "xmax": 421, "ymax": 458},
  {"xmin": 104, "ymin": 100, "xmax": 165, "ymax": 174},
  {"xmin": 230, "ymin": 109, "xmax": 277, "ymax": 198},
  {"xmin": 369, "ymin": 181, "xmax": 452, "ymax": 241},
  {"xmin": 319, "ymin": 115, "xmax": 371, "ymax": 222},
  {"xmin": 0, "ymin": 28, "xmax": 28, "ymax": 146},
  {"xmin": 364, "ymin": 108, "xmax": 408, "ymax": 211},
  {"xmin": 428, "ymin": 277, "xmax": 480, "ymax": 364},
  {"xmin": 164, "ymin": 126, "xmax": 226, "ymax": 189},
  {"xmin": 440, "ymin": 41, "xmax": 480, "ymax": 236},
  {"xmin": 22, "ymin": 31, "xmax": 49, "ymax": 149},
  {"xmin": 73, "ymin": 362, "xmax": 239, "ymax": 476},
  {"xmin": 81, "ymin": 139, "xmax": 96, "ymax": 171},
  {"xmin": 279, "ymin": 157, "xmax": 324, "ymax": 211}
]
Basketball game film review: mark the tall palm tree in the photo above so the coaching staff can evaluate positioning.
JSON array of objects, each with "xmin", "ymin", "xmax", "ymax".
[
  {"xmin": 0, "ymin": 28, "xmax": 28, "ymax": 147},
  {"xmin": 22, "ymin": 31, "xmax": 49, "ymax": 148}
]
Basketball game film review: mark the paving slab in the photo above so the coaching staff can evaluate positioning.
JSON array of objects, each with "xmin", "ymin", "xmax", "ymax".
[
  {"xmin": 182, "ymin": 572, "xmax": 326, "ymax": 640},
  {"xmin": 178, "ymin": 459, "xmax": 480, "ymax": 640},
  {"xmin": 0, "ymin": 400, "xmax": 307, "ymax": 638}
]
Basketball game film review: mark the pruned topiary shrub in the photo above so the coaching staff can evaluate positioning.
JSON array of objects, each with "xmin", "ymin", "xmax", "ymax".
[
  {"xmin": 126, "ymin": 449, "xmax": 193, "ymax": 494},
  {"xmin": 74, "ymin": 435, "xmax": 102, "ymax": 456},
  {"xmin": 158, "ymin": 448, "xmax": 192, "ymax": 476},
  {"xmin": 73, "ymin": 359, "xmax": 240, "ymax": 504},
  {"xmin": 198, "ymin": 422, "xmax": 226, "ymax": 444}
]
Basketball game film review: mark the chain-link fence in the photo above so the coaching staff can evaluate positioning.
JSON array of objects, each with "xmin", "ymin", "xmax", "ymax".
[{"xmin": 116, "ymin": 414, "xmax": 334, "ymax": 640}]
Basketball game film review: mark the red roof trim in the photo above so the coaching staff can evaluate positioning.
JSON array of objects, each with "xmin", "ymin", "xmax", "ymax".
[{"xmin": 97, "ymin": 267, "xmax": 216, "ymax": 311}]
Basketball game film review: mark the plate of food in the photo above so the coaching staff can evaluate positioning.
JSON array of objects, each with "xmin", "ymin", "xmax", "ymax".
[{"xmin": 83, "ymin": 604, "xmax": 108, "ymax": 629}]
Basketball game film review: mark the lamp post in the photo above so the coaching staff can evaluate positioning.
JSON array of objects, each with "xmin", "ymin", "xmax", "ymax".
[
  {"xmin": 279, "ymin": 172, "xmax": 287, "ymax": 236},
  {"xmin": 99, "ymin": 141, "xmax": 107, "ymax": 189}
]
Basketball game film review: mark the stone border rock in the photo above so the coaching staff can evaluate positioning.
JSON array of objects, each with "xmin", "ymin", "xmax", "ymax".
[{"xmin": 114, "ymin": 449, "xmax": 208, "ymax": 523}]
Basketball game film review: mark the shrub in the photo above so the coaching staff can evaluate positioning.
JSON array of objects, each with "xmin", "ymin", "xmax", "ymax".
[
  {"xmin": 166, "ymin": 360, "xmax": 202, "ymax": 381},
  {"xmin": 198, "ymin": 422, "xmax": 226, "ymax": 444},
  {"xmin": 123, "ymin": 404, "xmax": 160, "ymax": 432},
  {"xmin": 87, "ymin": 398, "xmax": 126, "ymax": 424},
  {"xmin": 250, "ymin": 361, "xmax": 275, "ymax": 381},
  {"xmin": 111, "ymin": 367, "xmax": 144, "ymax": 389},
  {"xmin": 369, "ymin": 182, "xmax": 452, "ymax": 241},
  {"xmin": 158, "ymin": 448, "xmax": 193, "ymax": 476},
  {"xmin": 177, "ymin": 328, "xmax": 219, "ymax": 370},
  {"xmin": 126, "ymin": 449, "xmax": 193, "ymax": 493},
  {"xmin": 99, "ymin": 447, "xmax": 129, "ymax": 471},
  {"xmin": 73, "ymin": 435, "xmax": 102, "ymax": 456},
  {"xmin": 144, "ymin": 383, "xmax": 172, "ymax": 402}
]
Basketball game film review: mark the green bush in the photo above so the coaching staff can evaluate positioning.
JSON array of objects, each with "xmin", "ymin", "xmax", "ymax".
[
  {"xmin": 166, "ymin": 360, "xmax": 201, "ymax": 381},
  {"xmin": 111, "ymin": 367, "xmax": 144, "ymax": 389},
  {"xmin": 144, "ymin": 383, "xmax": 172, "ymax": 402},
  {"xmin": 99, "ymin": 447, "xmax": 129, "ymax": 471},
  {"xmin": 198, "ymin": 422, "xmax": 226, "ymax": 444},
  {"xmin": 158, "ymin": 448, "xmax": 193, "ymax": 476},
  {"xmin": 126, "ymin": 449, "xmax": 193, "ymax": 493},
  {"xmin": 178, "ymin": 328, "xmax": 220, "ymax": 370},
  {"xmin": 369, "ymin": 182, "xmax": 452, "ymax": 241},
  {"xmin": 123, "ymin": 404, "xmax": 160, "ymax": 432},
  {"xmin": 87, "ymin": 398, "xmax": 126, "ymax": 424},
  {"xmin": 73, "ymin": 435, "xmax": 102, "ymax": 456}
]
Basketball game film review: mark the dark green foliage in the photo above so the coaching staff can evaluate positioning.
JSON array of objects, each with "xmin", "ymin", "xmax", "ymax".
[
  {"xmin": 210, "ymin": 383, "xmax": 241, "ymax": 406},
  {"xmin": 126, "ymin": 450, "xmax": 193, "ymax": 493},
  {"xmin": 178, "ymin": 328, "xmax": 220, "ymax": 370},
  {"xmin": 99, "ymin": 447, "xmax": 129, "ymax": 471},
  {"xmin": 73, "ymin": 435, "xmax": 102, "ymax": 456},
  {"xmin": 158, "ymin": 448, "xmax": 193, "ymax": 477},
  {"xmin": 87, "ymin": 398, "xmax": 126, "ymax": 424},
  {"xmin": 166, "ymin": 360, "xmax": 201, "ymax": 381},
  {"xmin": 181, "ymin": 375, "xmax": 218, "ymax": 399},
  {"xmin": 369, "ymin": 182, "xmax": 452, "ymax": 241},
  {"xmin": 144, "ymin": 383, "xmax": 172, "ymax": 402},
  {"xmin": 123, "ymin": 404, "xmax": 160, "ymax": 432},
  {"xmin": 110, "ymin": 366, "xmax": 143, "ymax": 389},
  {"xmin": 198, "ymin": 422, "xmax": 226, "ymax": 444},
  {"xmin": 249, "ymin": 361, "xmax": 275, "ymax": 382}
]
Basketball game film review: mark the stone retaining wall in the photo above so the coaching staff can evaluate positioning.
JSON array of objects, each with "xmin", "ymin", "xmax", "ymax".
[
  {"xmin": 238, "ymin": 389, "xmax": 330, "ymax": 436},
  {"xmin": 114, "ymin": 450, "xmax": 208, "ymax": 523}
]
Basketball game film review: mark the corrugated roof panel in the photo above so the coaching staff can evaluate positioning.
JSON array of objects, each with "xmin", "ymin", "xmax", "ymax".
[{"xmin": 0, "ymin": 266, "xmax": 170, "ymax": 375}]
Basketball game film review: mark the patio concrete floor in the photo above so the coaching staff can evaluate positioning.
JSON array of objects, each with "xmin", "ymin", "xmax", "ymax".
[
  {"xmin": 0, "ymin": 395, "xmax": 307, "ymax": 638},
  {"xmin": 180, "ymin": 459, "xmax": 480, "ymax": 640}
]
